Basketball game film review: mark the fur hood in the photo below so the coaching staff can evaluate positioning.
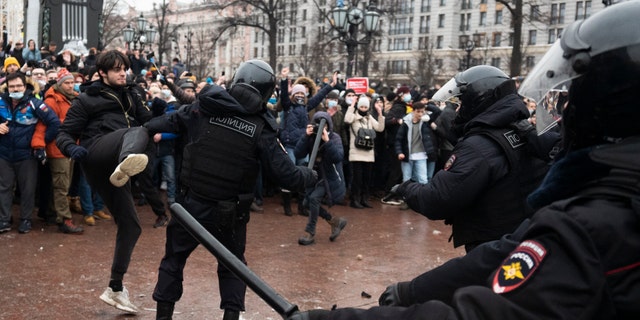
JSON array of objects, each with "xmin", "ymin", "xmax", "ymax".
[{"xmin": 293, "ymin": 76, "xmax": 317, "ymax": 97}]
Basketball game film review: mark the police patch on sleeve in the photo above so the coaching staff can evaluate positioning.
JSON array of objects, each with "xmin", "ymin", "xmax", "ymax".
[
  {"xmin": 443, "ymin": 154, "xmax": 456, "ymax": 171},
  {"xmin": 492, "ymin": 240, "xmax": 547, "ymax": 294}
]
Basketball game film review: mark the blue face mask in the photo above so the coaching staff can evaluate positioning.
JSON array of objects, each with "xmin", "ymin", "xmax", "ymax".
[
  {"xmin": 9, "ymin": 92, "xmax": 24, "ymax": 100},
  {"xmin": 74, "ymin": 84, "xmax": 81, "ymax": 92},
  {"xmin": 327, "ymin": 100, "xmax": 338, "ymax": 108},
  {"xmin": 268, "ymin": 97, "xmax": 277, "ymax": 104},
  {"xmin": 403, "ymin": 94, "xmax": 412, "ymax": 103}
]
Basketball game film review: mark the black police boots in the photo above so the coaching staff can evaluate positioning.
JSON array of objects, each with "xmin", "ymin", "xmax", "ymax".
[{"xmin": 282, "ymin": 191, "xmax": 293, "ymax": 216}]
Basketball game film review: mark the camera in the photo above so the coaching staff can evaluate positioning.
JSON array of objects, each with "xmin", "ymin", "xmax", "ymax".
[{"xmin": 311, "ymin": 123, "xmax": 320, "ymax": 135}]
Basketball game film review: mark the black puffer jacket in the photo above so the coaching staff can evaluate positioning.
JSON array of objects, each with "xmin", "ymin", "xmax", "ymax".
[{"xmin": 56, "ymin": 81, "xmax": 151, "ymax": 154}]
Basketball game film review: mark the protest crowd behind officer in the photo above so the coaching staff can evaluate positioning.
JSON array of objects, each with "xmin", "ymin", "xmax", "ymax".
[
  {"xmin": 395, "ymin": 65, "xmax": 549, "ymax": 252},
  {"xmin": 56, "ymin": 49, "xmax": 154, "ymax": 314},
  {"xmin": 145, "ymin": 59, "xmax": 317, "ymax": 320},
  {"xmin": 288, "ymin": 2, "xmax": 640, "ymax": 319}
]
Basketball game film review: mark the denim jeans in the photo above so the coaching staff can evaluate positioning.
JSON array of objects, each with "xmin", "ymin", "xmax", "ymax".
[
  {"xmin": 401, "ymin": 159, "xmax": 428, "ymax": 184},
  {"xmin": 77, "ymin": 167, "xmax": 104, "ymax": 215},
  {"xmin": 285, "ymin": 146, "xmax": 308, "ymax": 166},
  {"xmin": 154, "ymin": 155, "xmax": 176, "ymax": 203},
  {"xmin": 427, "ymin": 160, "xmax": 436, "ymax": 182},
  {"xmin": 303, "ymin": 185, "xmax": 332, "ymax": 235}
]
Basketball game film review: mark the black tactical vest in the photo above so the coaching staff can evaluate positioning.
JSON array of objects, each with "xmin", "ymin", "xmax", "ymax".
[
  {"xmin": 451, "ymin": 127, "xmax": 549, "ymax": 248},
  {"xmin": 180, "ymin": 114, "xmax": 264, "ymax": 201}
]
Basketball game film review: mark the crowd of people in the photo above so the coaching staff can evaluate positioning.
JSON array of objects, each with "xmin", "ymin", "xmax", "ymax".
[{"xmin": 2, "ymin": 2, "xmax": 639, "ymax": 318}]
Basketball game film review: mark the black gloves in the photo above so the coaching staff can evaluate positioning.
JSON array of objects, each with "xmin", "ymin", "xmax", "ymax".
[
  {"xmin": 378, "ymin": 281, "xmax": 411, "ymax": 307},
  {"xmin": 151, "ymin": 97, "xmax": 168, "ymax": 117},
  {"xmin": 510, "ymin": 119, "xmax": 535, "ymax": 139},
  {"xmin": 33, "ymin": 148, "xmax": 46, "ymax": 165},
  {"xmin": 67, "ymin": 145, "xmax": 88, "ymax": 161},
  {"xmin": 287, "ymin": 310, "xmax": 331, "ymax": 320}
]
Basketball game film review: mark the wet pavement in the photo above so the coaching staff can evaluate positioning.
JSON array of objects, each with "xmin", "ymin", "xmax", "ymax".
[{"xmin": 1, "ymin": 195, "xmax": 464, "ymax": 319}]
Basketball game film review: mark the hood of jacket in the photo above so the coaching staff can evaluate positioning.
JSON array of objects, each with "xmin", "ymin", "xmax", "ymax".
[
  {"xmin": 293, "ymin": 76, "xmax": 317, "ymax": 97},
  {"xmin": 312, "ymin": 111, "xmax": 334, "ymax": 132}
]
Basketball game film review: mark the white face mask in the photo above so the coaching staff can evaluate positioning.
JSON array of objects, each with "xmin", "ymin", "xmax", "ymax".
[
  {"xmin": 327, "ymin": 100, "xmax": 338, "ymax": 108},
  {"xmin": 402, "ymin": 94, "xmax": 412, "ymax": 103},
  {"xmin": 345, "ymin": 97, "xmax": 354, "ymax": 105},
  {"xmin": 9, "ymin": 92, "xmax": 24, "ymax": 100}
]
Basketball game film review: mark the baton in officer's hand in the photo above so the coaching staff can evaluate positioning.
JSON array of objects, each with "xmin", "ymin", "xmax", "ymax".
[{"xmin": 308, "ymin": 118, "xmax": 327, "ymax": 169}]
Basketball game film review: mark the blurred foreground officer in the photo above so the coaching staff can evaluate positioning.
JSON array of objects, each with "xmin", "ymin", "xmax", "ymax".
[
  {"xmin": 289, "ymin": 2, "xmax": 640, "ymax": 319},
  {"xmin": 397, "ymin": 65, "xmax": 548, "ymax": 252},
  {"xmin": 146, "ymin": 59, "xmax": 317, "ymax": 320}
]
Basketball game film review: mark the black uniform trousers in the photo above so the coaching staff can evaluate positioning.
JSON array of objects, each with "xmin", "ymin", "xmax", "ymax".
[
  {"xmin": 153, "ymin": 193, "xmax": 248, "ymax": 312},
  {"xmin": 82, "ymin": 127, "xmax": 150, "ymax": 281}
]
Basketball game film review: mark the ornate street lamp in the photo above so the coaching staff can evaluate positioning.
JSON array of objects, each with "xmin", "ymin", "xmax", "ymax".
[
  {"xmin": 122, "ymin": 14, "xmax": 158, "ymax": 51},
  {"xmin": 465, "ymin": 39, "xmax": 475, "ymax": 70},
  {"xmin": 330, "ymin": 0, "xmax": 381, "ymax": 77}
]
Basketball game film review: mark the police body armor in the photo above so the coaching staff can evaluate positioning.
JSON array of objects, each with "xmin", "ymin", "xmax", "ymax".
[
  {"xmin": 181, "ymin": 113, "xmax": 265, "ymax": 204},
  {"xmin": 450, "ymin": 127, "xmax": 548, "ymax": 248}
]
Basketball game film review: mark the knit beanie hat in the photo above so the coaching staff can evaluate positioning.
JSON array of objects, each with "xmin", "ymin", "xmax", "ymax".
[
  {"xmin": 57, "ymin": 68, "xmax": 74, "ymax": 85},
  {"xmin": 3, "ymin": 57, "xmax": 19, "ymax": 71},
  {"xmin": 357, "ymin": 96, "xmax": 370, "ymax": 108},
  {"xmin": 396, "ymin": 86, "xmax": 411, "ymax": 95},
  {"xmin": 291, "ymin": 84, "xmax": 307, "ymax": 96}
]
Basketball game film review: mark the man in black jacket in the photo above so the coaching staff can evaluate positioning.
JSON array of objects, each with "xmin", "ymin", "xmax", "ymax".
[
  {"xmin": 288, "ymin": 2, "xmax": 640, "ymax": 319},
  {"xmin": 56, "ymin": 50, "xmax": 152, "ymax": 314},
  {"xmin": 146, "ymin": 60, "xmax": 317, "ymax": 320}
]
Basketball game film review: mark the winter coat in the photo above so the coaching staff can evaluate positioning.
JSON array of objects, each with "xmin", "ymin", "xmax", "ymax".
[
  {"xmin": 279, "ymin": 78, "xmax": 334, "ymax": 149},
  {"xmin": 294, "ymin": 112, "xmax": 346, "ymax": 206},
  {"xmin": 56, "ymin": 81, "xmax": 151, "ymax": 154},
  {"xmin": 344, "ymin": 106, "xmax": 385, "ymax": 162},
  {"xmin": 0, "ymin": 86, "xmax": 60, "ymax": 162},
  {"xmin": 32, "ymin": 85, "xmax": 77, "ymax": 158},
  {"xmin": 395, "ymin": 112, "xmax": 436, "ymax": 161}
]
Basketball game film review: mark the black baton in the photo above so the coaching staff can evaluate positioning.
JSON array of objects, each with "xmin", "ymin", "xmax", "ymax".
[
  {"xmin": 169, "ymin": 203, "xmax": 300, "ymax": 319},
  {"xmin": 308, "ymin": 118, "xmax": 327, "ymax": 169}
]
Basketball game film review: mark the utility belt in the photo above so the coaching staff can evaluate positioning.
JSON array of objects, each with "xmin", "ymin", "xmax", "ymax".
[{"xmin": 180, "ymin": 188, "xmax": 253, "ymax": 228}]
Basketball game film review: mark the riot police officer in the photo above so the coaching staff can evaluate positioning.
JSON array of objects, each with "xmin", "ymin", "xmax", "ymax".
[
  {"xmin": 397, "ymin": 65, "xmax": 548, "ymax": 252},
  {"xmin": 146, "ymin": 60, "xmax": 317, "ymax": 320},
  {"xmin": 289, "ymin": 2, "xmax": 640, "ymax": 319}
]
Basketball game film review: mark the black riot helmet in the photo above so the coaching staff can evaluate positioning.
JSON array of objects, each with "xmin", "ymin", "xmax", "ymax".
[
  {"xmin": 228, "ymin": 59, "xmax": 276, "ymax": 113},
  {"xmin": 519, "ymin": 1, "xmax": 640, "ymax": 149},
  {"xmin": 432, "ymin": 65, "xmax": 514, "ymax": 123}
]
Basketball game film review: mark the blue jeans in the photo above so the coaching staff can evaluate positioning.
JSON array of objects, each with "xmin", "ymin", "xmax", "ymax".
[
  {"xmin": 427, "ymin": 160, "xmax": 436, "ymax": 182},
  {"xmin": 303, "ymin": 185, "xmax": 332, "ymax": 235},
  {"xmin": 154, "ymin": 155, "xmax": 176, "ymax": 203},
  {"xmin": 401, "ymin": 159, "xmax": 428, "ymax": 184},
  {"xmin": 77, "ymin": 168, "xmax": 104, "ymax": 215},
  {"xmin": 285, "ymin": 146, "xmax": 308, "ymax": 166}
]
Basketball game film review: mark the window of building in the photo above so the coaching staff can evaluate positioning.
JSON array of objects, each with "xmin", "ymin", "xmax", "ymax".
[
  {"xmin": 301, "ymin": 26, "xmax": 306, "ymax": 38},
  {"xmin": 440, "ymin": 0, "xmax": 446, "ymax": 6},
  {"xmin": 458, "ymin": 35, "xmax": 470, "ymax": 49},
  {"xmin": 421, "ymin": 0, "xmax": 431, "ymax": 12},
  {"xmin": 420, "ymin": 15, "xmax": 430, "ymax": 33},
  {"xmin": 289, "ymin": 27, "xmax": 296, "ymax": 42},
  {"xmin": 526, "ymin": 56, "xmax": 536, "ymax": 68},
  {"xmin": 548, "ymin": 28, "xmax": 562, "ymax": 44},
  {"xmin": 461, "ymin": 0, "xmax": 472, "ymax": 10},
  {"xmin": 398, "ymin": 0, "xmax": 414, "ymax": 14},
  {"xmin": 278, "ymin": 29, "xmax": 285, "ymax": 43},
  {"xmin": 550, "ymin": 3, "xmax": 565, "ymax": 25},
  {"xmin": 436, "ymin": 35, "xmax": 444, "ymax": 49},
  {"xmin": 459, "ymin": 13, "xmax": 470, "ymax": 31},
  {"xmin": 435, "ymin": 59, "xmax": 443, "ymax": 68},
  {"xmin": 495, "ymin": 9, "xmax": 503, "ymax": 24},
  {"xmin": 528, "ymin": 30, "xmax": 537, "ymax": 45},
  {"xmin": 530, "ymin": 5, "xmax": 541, "ymax": 21},
  {"xmin": 390, "ymin": 60, "xmax": 409, "ymax": 74},
  {"xmin": 479, "ymin": 12, "xmax": 487, "ymax": 26},
  {"xmin": 492, "ymin": 32, "xmax": 501, "ymax": 46},
  {"xmin": 438, "ymin": 14, "xmax": 445, "ymax": 28},
  {"xmin": 418, "ymin": 36, "xmax": 430, "ymax": 49},
  {"xmin": 508, "ymin": 32, "xmax": 514, "ymax": 46},
  {"xmin": 301, "ymin": 44, "xmax": 307, "ymax": 55},
  {"xmin": 491, "ymin": 57, "xmax": 501, "ymax": 68},
  {"xmin": 559, "ymin": 3, "xmax": 566, "ymax": 24},
  {"xmin": 302, "ymin": 9, "xmax": 307, "ymax": 21},
  {"xmin": 576, "ymin": 1, "xmax": 591, "ymax": 20},
  {"xmin": 289, "ymin": 45, "xmax": 296, "ymax": 55}
]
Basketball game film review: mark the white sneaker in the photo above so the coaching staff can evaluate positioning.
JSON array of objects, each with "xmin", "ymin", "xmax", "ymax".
[
  {"xmin": 160, "ymin": 181, "xmax": 168, "ymax": 191},
  {"xmin": 109, "ymin": 154, "xmax": 149, "ymax": 187},
  {"xmin": 99, "ymin": 287, "xmax": 139, "ymax": 314}
]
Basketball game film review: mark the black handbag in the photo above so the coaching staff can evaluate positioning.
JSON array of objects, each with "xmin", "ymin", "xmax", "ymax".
[{"xmin": 351, "ymin": 120, "xmax": 376, "ymax": 150}]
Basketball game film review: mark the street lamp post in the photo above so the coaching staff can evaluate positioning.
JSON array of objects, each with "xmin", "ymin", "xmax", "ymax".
[
  {"xmin": 122, "ymin": 14, "xmax": 158, "ymax": 51},
  {"xmin": 330, "ymin": 0, "xmax": 381, "ymax": 78},
  {"xmin": 183, "ymin": 27, "xmax": 194, "ymax": 71},
  {"xmin": 464, "ymin": 39, "xmax": 475, "ymax": 70}
]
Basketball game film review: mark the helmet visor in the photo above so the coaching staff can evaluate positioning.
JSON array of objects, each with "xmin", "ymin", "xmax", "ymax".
[
  {"xmin": 519, "ymin": 41, "xmax": 579, "ymax": 135},
  {"xmin": 431, "ymin": 77, "xmax": 461, "ymax": 102}
]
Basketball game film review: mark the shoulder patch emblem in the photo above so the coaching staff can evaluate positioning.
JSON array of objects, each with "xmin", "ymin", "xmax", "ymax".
[
  {"xmin": 38, "ymin": 103, "xmax": 49, "ymax": 112},
  {"xmin": 503, "ymin": 130, "xmax": 525, "ymax": 149},
  {"xmin": 210, "ymin": 116, "xmax": 257, "ymax": 137},
  {"xmin": 443, "ymin": 154, "xmax": 456, "ymax": 171},
  {"xmin": 493, "ymin": 240, "xmax": 547, "ymax": 294}
]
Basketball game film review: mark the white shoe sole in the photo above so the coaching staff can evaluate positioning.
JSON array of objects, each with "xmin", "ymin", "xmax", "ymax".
[
  {"xmin": 109, "ymin": 154, "xmax": 148, "ymax": 187},
  {"xmin": 100, "ymin": 290, "xmax": 139, "ymax": 314}
]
